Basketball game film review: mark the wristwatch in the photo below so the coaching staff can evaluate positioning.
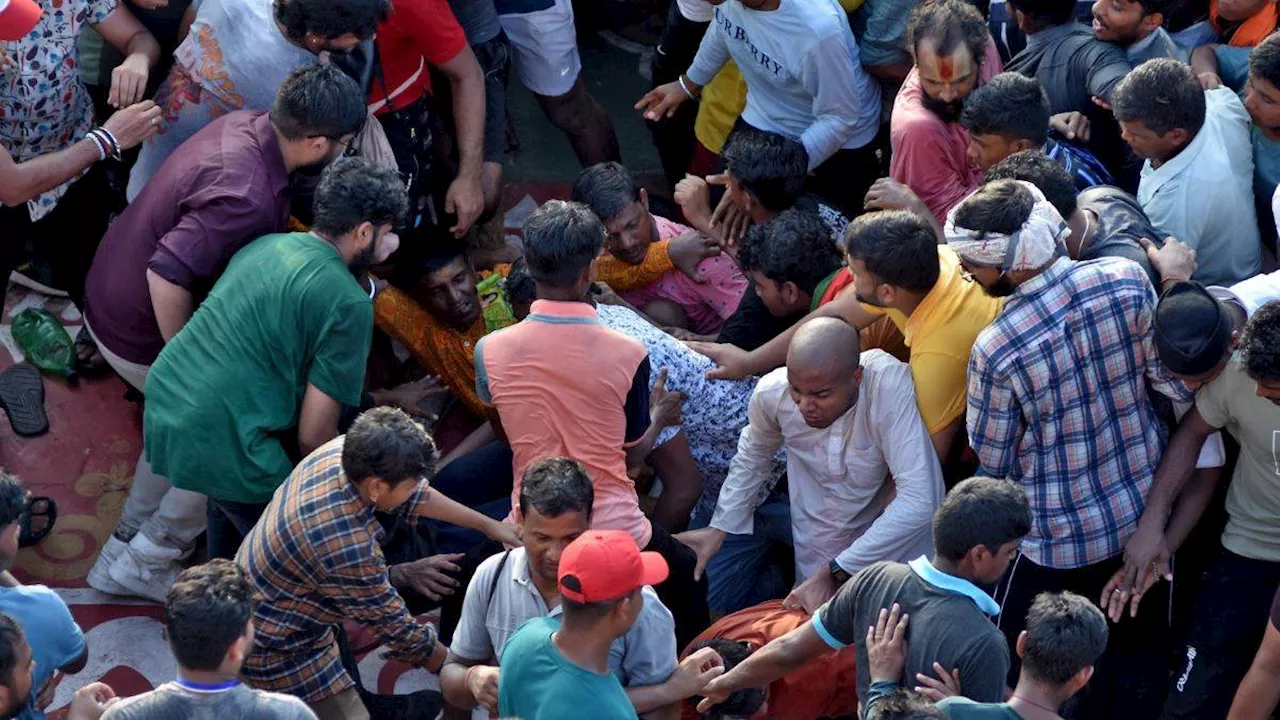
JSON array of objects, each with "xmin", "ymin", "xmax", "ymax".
[{"xmin": 829, "ymin": 558, "xmax": 851, "ymax": 585}]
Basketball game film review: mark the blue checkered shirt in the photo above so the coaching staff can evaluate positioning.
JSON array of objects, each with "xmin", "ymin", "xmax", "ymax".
[
  {"xmin": 1045, "ymin": 137, "xmax": 1113, "ymax": 190},
  {"xmin": 967, "ymin": 257, "xmax": 1192, "ymax": 569}
]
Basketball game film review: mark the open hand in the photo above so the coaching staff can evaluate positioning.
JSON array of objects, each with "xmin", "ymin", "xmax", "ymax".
[
  {"xmin": 915, "ymin": 662, "xmax": 961, "ymax": 701},
  {"xmin": 668, "ymin": 231, "xmax": 722, "ymax": 284},
  {"xmin": 782, "ymin": 566, "xmax": 837, "ymax": 614},
  {"xmin": 1140, "ymin": 236, "xmax": 1196, "ymax": 285},
  {"xmin": 102, "ymin": 100, "xmax": 163, "ymax": 150},
  {"xmin": 670, "ymin": 646, "xmax": 727, "ymax": 699},
  {"xmin": 636, "ymin": 82, "xmax": 689, "ymax": 121},
  {"xmin": 485, "ymin": 518, "xmax": 523, "ymax": 548},
  {"xmin": 867, "ymin": 604, "xmax": 910, "ymax": 683},
  {"xmin": 865, "ymin": 177, "xmax": 924, "ymax": 213},
  {"xmin": 685, "ymin": 341, "xmax": 754, "ymax": 381},
  {"xmin": 465, "ymin": 664, "xmax": 501, "ymax": 714},
  {"xmin": 673, "ymin": 526, "xmax": 725, "ymax": 581},
  {"xmin": 371, "ymin": 375, "xmax": 449, "ymax": 419}
]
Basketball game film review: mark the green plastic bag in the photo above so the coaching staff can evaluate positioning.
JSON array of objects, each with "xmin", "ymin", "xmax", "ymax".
[
  {"xmin": 477, "ymin": 273, "xmax": 517, "ymax": 333},
  {"xmin": 11, "ymin": 309, "xmax": 78, "ymax": 384}
]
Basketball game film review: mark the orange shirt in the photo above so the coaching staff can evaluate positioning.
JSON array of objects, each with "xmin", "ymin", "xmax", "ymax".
[
  {"xmin": 679, "ymin": 600, "xmax": 858, "ymax": 720},
  {"xmin": 1211, "ymin": 0, "xmax": 1278, "ymax": 46}
]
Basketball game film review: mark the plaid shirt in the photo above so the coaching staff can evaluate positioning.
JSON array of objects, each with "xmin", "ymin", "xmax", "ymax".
[
  {"xmin": 1045, "ymin": 137, "xmax": 1114, "ymax": 190},
  {"xmin": 967, "ymin": 257, "xmax": 1192, "ymax": 569},
  {"xmin": 237, "ymin": 438, "xmax": 437, "ymax": 702}
]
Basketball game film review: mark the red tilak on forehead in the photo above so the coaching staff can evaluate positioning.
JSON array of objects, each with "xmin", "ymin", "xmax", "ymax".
[{"xmin": 937, "ymin": 57, "xmax": 956, "ymax": 82}]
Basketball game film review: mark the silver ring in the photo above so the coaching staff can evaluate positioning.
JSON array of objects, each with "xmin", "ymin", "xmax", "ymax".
[
  {"xmin": 150, "ymin": 117, "xmax": 160, "ymax": 126},
  {"xmin": 1112, "ymin": 589, "xmax": 1122, "ymax": 595}
]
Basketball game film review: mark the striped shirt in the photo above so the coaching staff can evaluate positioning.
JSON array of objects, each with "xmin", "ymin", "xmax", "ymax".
[
  {"xmin": 1044, "ymin": 137, "xmax": 1113, "ymax": 190},
  {"xmin": 237, "ymin": 439, "xmax": 438, "ymax": 702},
  {"xmin": 967, "ymin": 257, "xmax": 1191, "ymax": 569}
]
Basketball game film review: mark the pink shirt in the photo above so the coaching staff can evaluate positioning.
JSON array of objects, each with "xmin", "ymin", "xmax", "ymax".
[
  {"xmin": 476, "ymin": 300, "xmax": 653, "ymax": 547},
  {"xmin": 889, "ymin": 41, "xmax": 1003, "ymax": 221},
  {"xmin": 619, "ymin": 215, "xmax": 748, "ymax": 335}
]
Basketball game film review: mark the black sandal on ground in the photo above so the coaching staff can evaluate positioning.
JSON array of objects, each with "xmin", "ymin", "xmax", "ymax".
[
  {"xmin": 18, "ymin": 496, "xmax": 56, "ymax": 547},
  {"xmin": 0, "ymin": 363, "xmax": 48, "ymax": 437}
]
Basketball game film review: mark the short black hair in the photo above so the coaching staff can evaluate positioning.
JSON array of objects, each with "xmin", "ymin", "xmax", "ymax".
[
  {"xmin": 165, "ymin": 560, "xmax": 254, "ymax": 671},
  {"xmin": 274, "ymin": 0, "xmax": 388, "ymax": 44},
  {"xmin": 906, "ymin": 0, "xmax": 990, "ymax": 64},
  {"xmin": 1112, "ymin": 59, "xmax": 1207, "ymax": 137},
  {"xmin": 951, "ymin": 178, "xmax": 1037, "ymax": 235},
  {"xmin": 523, "ymin": 200, "xmax": 606, "ymax": 288},
  {"xmin": 1021, "ymin": 592, "xmax": 1109, "ymax": 686},
  {"xmin": 1251, "ymin": 34, "xmax": 1280, "ymax": 90},
  {"xmin": 341, "ymin": 407, "xmax": 437, "ymax": 486},
  {"xmin": 270, "ymin": 63, "xmax": 366, "ymax": 141},
  {"xmin": 391, "ymin": 231, "xmax": 470, "ymax": 290},
  {"xmin": 961, "ymin": 73, "xmax": 1050, "ymax": 146},
  {"xmin": 933, "ymin": 477, "xmax": 1032, "ymax": 562},
  {"xmin": 1240, "ymin": 300, "xmax": 1280, "ymax": 383},
  {"xmin": 985, "ymin": 150, "xmax": 1078, "ymax": 219},
  {"xmin": 571, "ymin": 162, "xmax": 642, "ymax": 224},
  {"xmin": 0, "ymin": 476, "xmax": 24, "ymax": 530},
  {"xmin": 736, "ymin": 209, "xmax": 842, "ymax": 296},
  {"xmin": 311, "ymin": 157, "xmax": 409, "ymax": 237},
  {"xmin": 687, "ymin": 639, "xmax": 765, "ymax": 719},
  {"xmin": 0, "ymin": 614, "xmax": 23, "ymax": 720},
  {"xmin": 843, "ymin": 211, "xmax": 940, "ymax": 293},
  {"xmin": 1134, "ymin": 0, "xmax": 1176, "ymax": 16},
  {"xmin": 722, "ymin": 130, "xmax": 809, "ymax": 213},
  {"xmin": 504, "ymin": 257, "xmax": 536, "ymax": 310},
  {"xmin": 519, "ymin": 457, "xmax": 594, "ymax": 521},
  {"xmin": 867, "ymin": 689, "xmax": 948, "ymax": 720},
  {"xmin": 1006, "ymin": 0, "xmax": 1078, "ymax": 29}
]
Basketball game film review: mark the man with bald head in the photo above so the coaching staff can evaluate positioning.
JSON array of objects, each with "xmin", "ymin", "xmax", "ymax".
[{"xmin": 677, "ymin": 317, "xmax": 945, "ymax": 615}]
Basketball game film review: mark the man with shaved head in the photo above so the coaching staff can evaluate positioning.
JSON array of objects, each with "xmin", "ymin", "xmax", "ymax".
[{"xmin": 677, "ymin": 317, "xmax": 945, "ymax": 615}]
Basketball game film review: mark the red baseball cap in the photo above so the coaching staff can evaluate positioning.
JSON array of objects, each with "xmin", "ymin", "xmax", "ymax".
[
  {"xmin": 0, "ymin": 0, "xmax": 40, "ymax": 41},
  {"xmin": 557, "ymin": 530, "xmax": 669, "ymax": 603}
]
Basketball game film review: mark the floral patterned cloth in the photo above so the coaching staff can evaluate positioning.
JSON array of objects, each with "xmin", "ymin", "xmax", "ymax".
[{"xmin": 0, "ymin": 0, "xmax": 117, "ymax": 220}]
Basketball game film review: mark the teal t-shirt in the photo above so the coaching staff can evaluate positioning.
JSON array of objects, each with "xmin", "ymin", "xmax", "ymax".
[
  {"xmin": 144, "ymin": 232, "xmax": 373, "ymax": 503},
  {"xmin": 497, "ymin": 617, "xmax": 636, "ymax": 720},
  {"xmin": 936, "ymin": 696, "xmax": 1023, "ymax": 718}
]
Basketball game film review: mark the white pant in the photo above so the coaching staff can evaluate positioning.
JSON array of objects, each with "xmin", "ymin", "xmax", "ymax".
[
  {"xmin": 85, "ymin": 319, "xmax": 207, "ymax": 550},
  {"xmin": 500, "ymin": 0, "xmax": 582, "ymax": 97}
]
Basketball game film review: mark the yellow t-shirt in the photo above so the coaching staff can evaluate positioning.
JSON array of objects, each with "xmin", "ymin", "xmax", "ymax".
[
  {"xmin": 693, "ymin": 0, "xmax": 867, "ymax": 154},
  {"xmin": 862, "ymin": 246, "xmax": 1003, "ymax": 434}
]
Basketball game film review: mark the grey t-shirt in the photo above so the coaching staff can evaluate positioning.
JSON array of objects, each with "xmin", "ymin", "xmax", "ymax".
[
  {"xmin": 813, "ymin": 560, "xmax": 1010, "ymax": 710},
  {"xmin": 1077, "ymin": 186, "xmax": 1161, "ymax": 289},
  {"xmin": 101, "ymin": 683, "xmax": 317, "ymax": 720},
  {"xmin": 936, "ymin": 696, "xmax": 1023, "ymax": 718}
]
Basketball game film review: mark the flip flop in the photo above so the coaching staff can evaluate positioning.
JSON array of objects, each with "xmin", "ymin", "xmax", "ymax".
[
  {"xmin": 74, "ymin": 327, "xmax": 108, "ymax": 376},
  {"xmin": 18, "ymin": 496, "xmax": 56, "ymax": 547},
  {"xmin": 0, "ymin": 363, "xmax": 48, "ymax": 437}
]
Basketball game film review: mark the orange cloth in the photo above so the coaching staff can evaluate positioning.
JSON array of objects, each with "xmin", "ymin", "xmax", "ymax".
[
  {"xmin": 593, "ymin": 240, "xmax": 674, "ymax": 292},
  {"xmin": 373, "ymin": 285, "xmax": 490, "ymax": 417},
  {"xmin": 1210, "ymin": 0, "xmax": 1278, "ymax": 46},
  {"xmin": 679, "ymin": 600, "xmax": 858, "ymax": 720}
]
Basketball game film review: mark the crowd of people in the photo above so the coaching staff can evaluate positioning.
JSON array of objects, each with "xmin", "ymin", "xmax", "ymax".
[{"xmin": 2, "ymin": 0, "xmax": 1280, "ymax": 715}]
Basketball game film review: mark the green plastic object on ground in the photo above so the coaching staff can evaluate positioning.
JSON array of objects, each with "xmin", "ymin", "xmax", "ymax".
[{"xmin": 11, "ymin": 309, "xmax": 78, "ymax": 385}]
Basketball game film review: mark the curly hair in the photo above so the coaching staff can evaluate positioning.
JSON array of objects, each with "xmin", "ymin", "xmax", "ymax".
[
  {"xmin": 736, "ymin": 209, "xmax": 842, "ymax": 297},
  {"xmin": 1240, "ymin": 300, "xmax": 1280, "ymax": 383}
]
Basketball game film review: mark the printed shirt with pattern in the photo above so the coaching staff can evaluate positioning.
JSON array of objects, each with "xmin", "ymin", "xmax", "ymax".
[
  {"xmin": 237, "ymin": 438, "xmax": 439, "ymax": 702},
  {"xmin": 966, "ymin": 256, "xmax": 1192, "ymax": 569},
  {"xmin": 1, "ymin": 0, "xmax": 117, "ymax": 220},
  {"xmin": 594, "ymin": 303, "xmax": 782, "ymax": 522}
]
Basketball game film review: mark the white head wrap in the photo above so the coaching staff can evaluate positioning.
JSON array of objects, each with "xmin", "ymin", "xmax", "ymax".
[{"xmin": 943, "ymin": 180, "xmax": 1068, "ymax": 271}]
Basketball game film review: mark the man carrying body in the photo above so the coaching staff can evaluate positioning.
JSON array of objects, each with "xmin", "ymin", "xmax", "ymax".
[
  {"xmin": 950, "ymin": 178, "xmax": 1190, "ymax": 716},
  {"xmin": 475, "ymin": 199, "xmax": 709, "ymax": 646},
  {"xmin": 695, "ymin": 477, "xmax": 1031, "ymax": 715},
  {"xmin": 1113, "ymin": 58, "xmax": 1261, "ymax": 286},
  {"xmin": 678, "ymin": 317, "xmax": 944, "ymax": 615},
  {"xmin": 692, "ymin": 210, "xmax": 1002, "ymax": 468},
  {"xmin": 1107, "ymin": 296, "xmax": 1280, "ymax": 718},
  {"xmin": 238, "ymin": 408, "xmax": 519, "ymax": 720},
  {"xmin": 83, "ymin": 63, "xmax": 366, "ymax": 602},
  {"xmin": 441, "ymin": 458, "xmax": 722, "ymax": 720},
  {"xmin": 143, "ymin": 158, "xmax": 406, "ymax": 560}
]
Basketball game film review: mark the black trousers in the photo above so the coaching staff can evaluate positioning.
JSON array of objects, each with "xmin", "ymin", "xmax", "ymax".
[
  {"xmin": 806, "ymin": 141, "xmax": 881, "ymax": 220},
  {"xmin": 0, "ymin": 164, "xmax": 120, "ymax": 308},
  {"xmin": 645, "ymin": 521, "xmax": 710, "ymax": 650},
  {"xmin": 1161, "ymin": 548, "xmax": 1280, "ymax": 719},
  {"xmin": 994, "ymin": 552, "xmax": 1172, "ymax": 719},
  {"xmin": 646, "ymin": 1, "xmax": 709, "ymax": 192}
]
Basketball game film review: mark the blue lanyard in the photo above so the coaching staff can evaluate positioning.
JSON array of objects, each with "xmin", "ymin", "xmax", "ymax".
[{"xmin": 173, "ymin": 678, "xmax": 241, "ymax": 693}]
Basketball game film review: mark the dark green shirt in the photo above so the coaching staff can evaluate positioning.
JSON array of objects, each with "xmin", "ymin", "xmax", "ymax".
[{"xmin": 144, "ymin": 232, "xmax": 372, "ymax": 503}]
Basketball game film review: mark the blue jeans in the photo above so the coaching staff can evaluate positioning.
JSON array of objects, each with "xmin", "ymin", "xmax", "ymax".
[
  {"xmin": 427, "ymin": 441, "xmax": 514, "ymax": 554},
  {"xmin": 690, "ymin": 496, "xmax": 794, "ymax": 614}
]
